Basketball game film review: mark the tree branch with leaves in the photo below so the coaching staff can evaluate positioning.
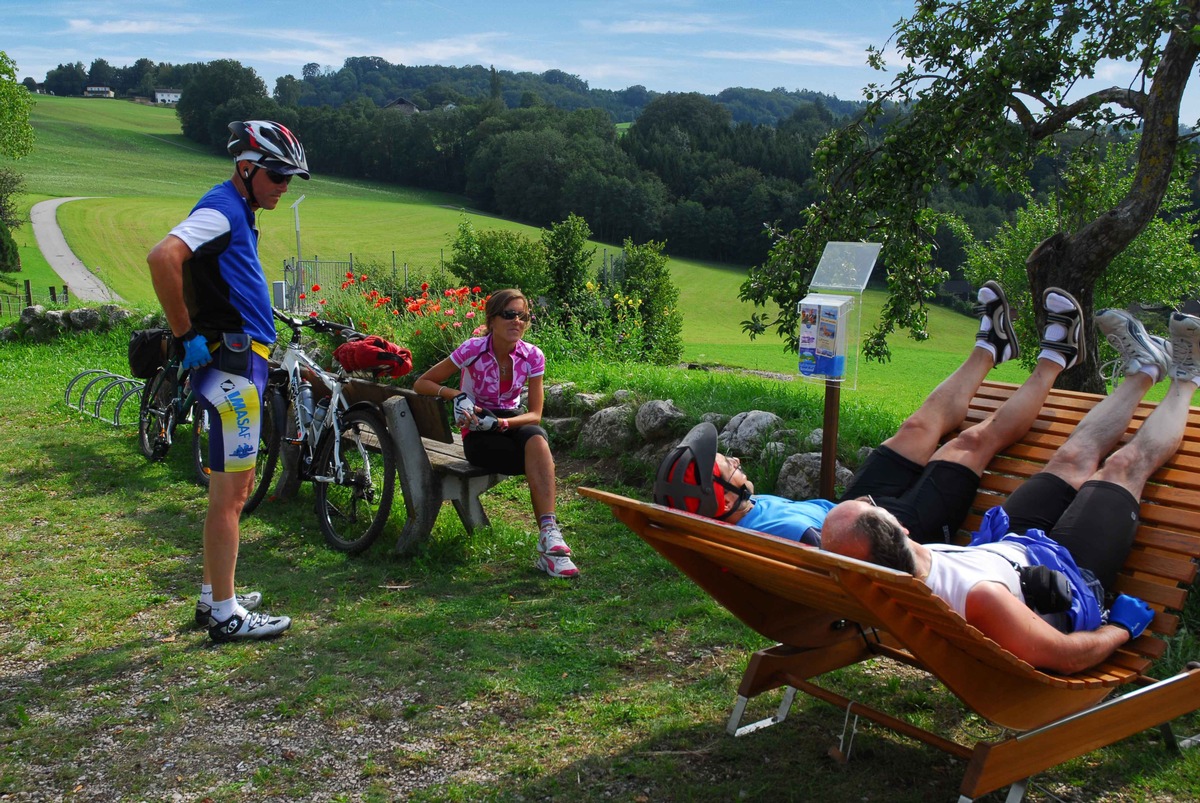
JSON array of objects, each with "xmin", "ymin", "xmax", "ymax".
[{"xmin": 742, "ymin": 0, "xmax": 1200, "ymax": 391}]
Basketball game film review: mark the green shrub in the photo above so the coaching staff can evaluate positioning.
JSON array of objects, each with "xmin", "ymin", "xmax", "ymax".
[{"xmin": 446, "ymin": 219, "xmax": 551, "ymax": 301}]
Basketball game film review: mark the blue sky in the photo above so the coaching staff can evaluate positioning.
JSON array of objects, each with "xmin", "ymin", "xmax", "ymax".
[{"xmin": 6, "ymin": 0, "xmax": 1199, "ymax": 122}]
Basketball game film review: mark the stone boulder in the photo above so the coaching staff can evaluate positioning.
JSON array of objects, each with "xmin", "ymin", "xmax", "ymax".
[
  {"xmin": 775, "ymin": 452, "xmax": 854, "ymax": 500},
  {"xmin": 577, "ymin": 404, "xmax": 637, "ymax": 455},
  {"xmin": 635, "ymin": 399, "xmax": 687, "ymax": 441},
  {"xmin": 719, "ymin": 410, "xmax": 784, "ymax": 457}
]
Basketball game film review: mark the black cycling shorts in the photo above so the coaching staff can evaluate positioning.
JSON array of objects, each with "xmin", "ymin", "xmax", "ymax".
[
  {"xmin": 462, "ymin": 421, "xmax": 548, "ymax": 475},
  {"xmin": 840, "ymin": 444, "xmax": 981, "ymax": 544},
  {"xmin": 1004, "ymin": 473, "xmax": 1139, "ymax": 591}
]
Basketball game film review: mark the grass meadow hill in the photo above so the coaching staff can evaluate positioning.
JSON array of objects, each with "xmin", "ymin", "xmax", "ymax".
[{"xmin": 0, "ymin": 96, "xmax": 1197, "ymax": 802}]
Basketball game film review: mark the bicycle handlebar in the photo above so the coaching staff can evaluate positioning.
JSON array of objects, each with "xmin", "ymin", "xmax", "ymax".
[{"xmin": 272, "ymin": 308, "xmax": 365, "ymax": 341}]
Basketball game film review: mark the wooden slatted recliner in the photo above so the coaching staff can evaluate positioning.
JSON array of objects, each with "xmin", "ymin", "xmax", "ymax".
[{"xmin": 579, "ymin": 380, "xmax": 1200, "ymax": 802}]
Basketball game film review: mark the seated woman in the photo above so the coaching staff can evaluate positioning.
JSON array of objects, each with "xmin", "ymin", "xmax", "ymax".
[{"xmin": 413, "ymin": 288, "xmax": 578, "ymax": 579}]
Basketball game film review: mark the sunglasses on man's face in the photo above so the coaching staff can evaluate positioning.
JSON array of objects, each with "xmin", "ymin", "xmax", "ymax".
[
  {"xmin": 263, "ymin": 169, "xmax": 292, "ymax": 185},
  {"xmin": 497, "ymin": 309, "xmax": 531, "ymax": 322}
]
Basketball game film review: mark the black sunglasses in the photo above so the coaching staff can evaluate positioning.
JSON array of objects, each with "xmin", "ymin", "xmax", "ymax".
[
  {"xmin": 497, "ymin": 309, "xmax": 531, "ymax": 322},
  {"xmin": 264, "ymin": 169, "xmax": 292, "ymax": 185}
]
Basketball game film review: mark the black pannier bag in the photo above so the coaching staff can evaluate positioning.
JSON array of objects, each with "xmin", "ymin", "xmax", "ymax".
[{"xmin": 128, "ymin": 328, "xmax": 172, "ymax": 379}]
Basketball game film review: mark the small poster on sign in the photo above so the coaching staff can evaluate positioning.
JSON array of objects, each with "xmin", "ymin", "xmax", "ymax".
[{"xmin": 798, "ymin": 294, "xmax": 852, "ymax": 378}]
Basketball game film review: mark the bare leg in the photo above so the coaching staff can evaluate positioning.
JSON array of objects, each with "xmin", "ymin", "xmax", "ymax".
[
  {"xmin": 930, "ymin": 358, "xmax": 1063, "ymax": 474},
  {"xmin": 1092, "ymin": 378, "xmax": 1197, "ymax": 496},
  {"xmin": 203, "ymin": 470, "xmax": 253, "ymax": 601},
  {"xmin": 882, "ymin": 346, "xmax": 994, "ymax": 464},
  {"xmin": 524, "ymin": 435, "xmax": 556, "ymax": 519},
  {"xmin": 1041, "ymin": 372, "xmax": 1155, "ymax": 489}
]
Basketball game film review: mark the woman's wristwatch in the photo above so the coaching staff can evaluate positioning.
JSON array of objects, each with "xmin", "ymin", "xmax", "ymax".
[{"xmin": 498, "ymin": 418, "xmax": 509, "ymax": 432}]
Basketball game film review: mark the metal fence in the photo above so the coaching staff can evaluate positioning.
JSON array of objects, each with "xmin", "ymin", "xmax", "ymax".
[
  {"xmin": 280, "ymin": 252, "xmax": 450, "ymax": 313},
  {"xmin": 1, "ymin": 280, "xmax": 71, "ymax": 317}
]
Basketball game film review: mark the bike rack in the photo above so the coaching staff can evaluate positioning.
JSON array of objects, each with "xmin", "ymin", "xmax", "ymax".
[{"xmin": 65, "ymin": 369, "xmax": 144, "ymax": 427}]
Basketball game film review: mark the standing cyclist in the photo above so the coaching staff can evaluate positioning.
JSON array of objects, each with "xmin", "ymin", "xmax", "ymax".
[{"xmin": 147, "ymin": 120, "xmax": 309, "ymax": 642}]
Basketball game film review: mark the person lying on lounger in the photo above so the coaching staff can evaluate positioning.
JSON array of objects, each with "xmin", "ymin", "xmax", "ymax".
[
  {"xmin": 657, "ymin": 281, "xmax": 1083, "ymax": 546},
  {"xmin": 820, "ymin": 310, "xmax": 1200, "ymax": 673}
]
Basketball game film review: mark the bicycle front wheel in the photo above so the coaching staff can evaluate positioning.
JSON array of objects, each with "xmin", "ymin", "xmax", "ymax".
[
  {"xmin": 313, "ymin": 408, "xmax": 397, "ymax": 554},
  {"xmin": 138, "ymin": 369, "xmax": 176, "ymax": 462},
  {"xmin": 192, "ymin": 388, "xmax": 285, "ymax": 514}
]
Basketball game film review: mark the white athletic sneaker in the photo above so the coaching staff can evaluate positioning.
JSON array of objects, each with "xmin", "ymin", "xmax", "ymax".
[
  {"xmin": 1170, "ymin": 312, "xmax": 1200, "ymax": 381},
  {"xmin": 537, "ymin": 526, "xmax": 572, "ymax": 556},
  {"xmin": 1095, "ymin": 309, "xmax": 1170, "ymax": 381},
  {"xmin": 536, "ymin": 553, "xmax": 580, "ymax": 579},
  {"xmin": 208, "ymin": 610, "xmax": 292, "ymax": 643}
]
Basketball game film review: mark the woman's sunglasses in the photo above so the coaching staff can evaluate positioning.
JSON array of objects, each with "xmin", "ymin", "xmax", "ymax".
[{"xmin": 497, "ymin": 309, "xmax": 532, "ymax": 322}]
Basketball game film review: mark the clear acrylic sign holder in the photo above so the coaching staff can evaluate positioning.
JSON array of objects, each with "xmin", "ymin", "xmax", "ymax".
[
  {"xmin": 798, "ymin": 242, "xmax": 881, "ymax": 498},
  {"xmin": 796, "ymin": 241, "xmax": 881, "ymax": 392}
]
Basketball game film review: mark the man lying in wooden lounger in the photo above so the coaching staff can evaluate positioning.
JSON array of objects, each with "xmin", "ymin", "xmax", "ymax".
[{"xmin": 821, "ymin": 310, "xmax": 1200, "ymax": 673}]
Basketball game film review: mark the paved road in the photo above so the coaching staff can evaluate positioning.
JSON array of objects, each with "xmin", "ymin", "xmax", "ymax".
[{"xmin": 29, "ymin": 197, "xmax": 126, "ymax": 303}]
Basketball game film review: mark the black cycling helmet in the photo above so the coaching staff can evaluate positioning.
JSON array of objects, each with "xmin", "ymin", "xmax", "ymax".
[
  {"xmin": 654, "ymin": 422, "xmax": 750, "ymax": 521},
  {"xmin": 227, "ymin": 120, "xmax": 310, "ymax": 179}
]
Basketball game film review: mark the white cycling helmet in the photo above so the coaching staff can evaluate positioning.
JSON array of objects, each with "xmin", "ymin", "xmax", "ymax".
[{"xmin": 227, "ymin": 120, "xmax": 310, "ymax": 179}]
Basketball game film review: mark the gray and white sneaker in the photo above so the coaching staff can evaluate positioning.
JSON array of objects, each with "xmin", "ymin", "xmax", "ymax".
[
  {"xmin": 208, "ymin": 610, "xmax": 291, "ymax": 643},
  {"xmin": 1095, "ymin": 309, "xmax": 1170, "ymax": 381},
  {"xmin": 1170, "ymin": 312, "xmax": 1200, "ymax": 381},
  {"xmin": 194, "ymin": 592, "xmax": 262, "ymax": 627}
]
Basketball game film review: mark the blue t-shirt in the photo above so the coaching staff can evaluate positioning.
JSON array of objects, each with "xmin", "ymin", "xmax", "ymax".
[{"xmin": 737, "ymin": 495, "xmax": 835, "ymax": 542}]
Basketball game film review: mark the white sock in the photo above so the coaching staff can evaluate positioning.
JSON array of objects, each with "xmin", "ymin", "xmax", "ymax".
[
  {"xmin": 975, "ymin": 341, "xmax": 998, "ymax": 361},
  {"xmin": 1037, "ymin": 349, "xmax": 1068, "ymax": 368},
  {"xmin": 1135, "ymin": 362, "xmax": 1164, "ymax": 383},
  {"xmin": 200, "ymin": 584, "xmax": 213, "ymax": 605},
  {"xmin": 210, "ymin": 597, "xmax": 246, "ymax": 624},
  {"xmin": 977, "ymin": 286, "xmax": 998, "ymax": 334}
]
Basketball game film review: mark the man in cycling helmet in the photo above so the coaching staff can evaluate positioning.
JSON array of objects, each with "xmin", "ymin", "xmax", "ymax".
[
  {"xmin": 147, "ymin": 120, "xmax": 309, "ymax": 643},
  {"xmin": 656, "ymin": 281, "xmax": 1087, "ymax": 547}
]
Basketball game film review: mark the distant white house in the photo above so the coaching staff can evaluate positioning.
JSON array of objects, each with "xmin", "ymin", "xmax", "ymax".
[
  {"xmin": 153, "ymin": 88, "xmax": 182, "ymax": 104},
  {"xmin": 84, "ymin": 85, "xmax": 114, "ymax": 98}
]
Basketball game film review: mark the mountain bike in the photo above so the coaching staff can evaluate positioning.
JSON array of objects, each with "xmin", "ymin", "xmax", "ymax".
[
  {"xmin": 256, "ymin": 310, "xmax": 398, "ymax": 553},
  {"xmin": 138, "ymin": 359, "xmax": 202, "ymax": 473}
]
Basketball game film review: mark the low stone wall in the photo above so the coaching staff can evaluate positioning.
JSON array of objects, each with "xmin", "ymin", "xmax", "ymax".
[
  {"xmin": 15, "ymin": 304, "xmax": 852, "ymax": 501},
  {"xmin": 1, "ymin": 303, "xmax": 147, "ymax": 341},
  {"xmin": 538, "ymin": 380, "xmax": 854, "ymax": 501}
]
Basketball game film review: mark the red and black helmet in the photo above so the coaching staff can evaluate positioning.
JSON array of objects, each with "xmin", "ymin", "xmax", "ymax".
[
  {"xmin": 654, "ymin": 422, "xmax": 748, "ymax": 520},
  {"xmin": 227, "ymin": 120, "xmax": 310, "ymax": 179}
]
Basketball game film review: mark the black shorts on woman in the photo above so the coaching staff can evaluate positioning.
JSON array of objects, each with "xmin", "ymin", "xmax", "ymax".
[
  {"xmin": 461, "ymin": 409, "xmax": 549, "ymax": 476},
  {"xmin": 842, "ymin": 445, "xmax": 1139, "ymax": 593}
]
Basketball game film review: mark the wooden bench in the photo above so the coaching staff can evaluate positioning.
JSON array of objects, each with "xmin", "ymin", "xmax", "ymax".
[
  {"xmin": 348, "ymin": 381, "xmax": 508, "ymax": 555},
  {"xmin": 579, "ymin": 380, "xmax": 1200, "ymax": 802}
]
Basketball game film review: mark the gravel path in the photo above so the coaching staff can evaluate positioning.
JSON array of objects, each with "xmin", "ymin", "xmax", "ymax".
[{"xmin": 29, "ymin": 197, "xmax": 125, "ymax": 303}]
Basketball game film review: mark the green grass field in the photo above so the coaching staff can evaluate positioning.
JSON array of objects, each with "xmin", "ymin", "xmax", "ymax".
[{"xmin": 0, "ymin": 96, "xmax": 1049, "ymax": 415}]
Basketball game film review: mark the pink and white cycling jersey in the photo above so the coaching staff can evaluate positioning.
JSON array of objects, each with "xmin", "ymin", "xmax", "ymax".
[{"xmin": 450, "ymin": 334, "xmax": 545, "ymax": 410}]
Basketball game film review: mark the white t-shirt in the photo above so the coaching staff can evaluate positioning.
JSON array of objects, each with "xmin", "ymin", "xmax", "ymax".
[{"xmin": 924, "ymin": 542, "xmax": 1029, "ymax": 617}]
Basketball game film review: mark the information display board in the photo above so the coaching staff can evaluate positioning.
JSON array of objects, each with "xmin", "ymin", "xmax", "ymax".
[{"xmin": 796, "ymin": 242, "xmax": 881, "ymax": 389}]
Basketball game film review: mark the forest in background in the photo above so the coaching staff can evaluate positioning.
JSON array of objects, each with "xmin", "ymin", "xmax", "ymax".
[{"xmin": 26, "ymin": 55, "xmax": 1163, "ymax": 275}]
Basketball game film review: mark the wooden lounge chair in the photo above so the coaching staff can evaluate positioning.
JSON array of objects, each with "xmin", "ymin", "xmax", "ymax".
[{"xmin": 579, "ymin": 380, "xmax": 1200, "ymax": 801}]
